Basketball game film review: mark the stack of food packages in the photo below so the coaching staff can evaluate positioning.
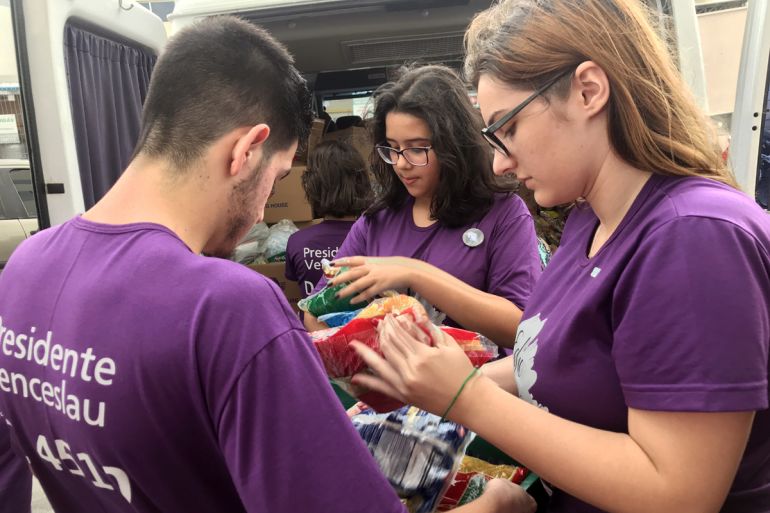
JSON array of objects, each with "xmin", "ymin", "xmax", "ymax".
[{"xmin": 302, "ymin": 263, "xmax": 533, "ymax": 511}]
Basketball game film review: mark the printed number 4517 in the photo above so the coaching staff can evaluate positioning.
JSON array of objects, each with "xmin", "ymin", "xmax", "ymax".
[{"xmin": 36, "ymin": 434, "xmax": 132, "ymax": 503}]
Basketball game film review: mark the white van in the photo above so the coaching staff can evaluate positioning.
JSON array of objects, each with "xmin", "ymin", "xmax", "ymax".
[{"xmin": 3, "ymin": 0, "xmax": 767, "ymax": 231}]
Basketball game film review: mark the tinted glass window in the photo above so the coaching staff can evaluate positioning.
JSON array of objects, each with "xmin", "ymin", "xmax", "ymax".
[{"xmin": 9, "ymin": 168, "xmax": 36, "ymax": 217}]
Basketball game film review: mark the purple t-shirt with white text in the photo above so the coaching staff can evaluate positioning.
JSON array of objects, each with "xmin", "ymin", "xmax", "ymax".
[
  {"xmin": 0, "ymin": 217, "xmax": 405, "ymax": 513},
  {"xmin": 285, "ymin": 220, "xmax": 355, "ymax": 298},
  {"xmin": 514, "ymin": 174, "xmax": 770, "ymax": 512},
  {"xmin": 316, "ymin": 194, "xmax": 541, "ymax": 341}
]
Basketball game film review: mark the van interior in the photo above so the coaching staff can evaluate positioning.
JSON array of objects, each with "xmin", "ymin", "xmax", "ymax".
[{"xmin": 1, "ymin": 0, "xmax": 766, "ymax": 231}]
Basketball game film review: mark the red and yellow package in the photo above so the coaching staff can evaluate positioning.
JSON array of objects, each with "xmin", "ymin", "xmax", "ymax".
[
  {"xmin": 310, "ymin": 318, "xmax": 380, "ymax": 378},
  {"xmin": 311, "ymin": 295, "xmax": 497, "ymax": 412},
  {"xmin": 355, "ymin": 295, "xmax": 422, "ymax": 319},
  {"xmin": 437, "ymin": 456, "xmax": 529, "ymax": 511}
]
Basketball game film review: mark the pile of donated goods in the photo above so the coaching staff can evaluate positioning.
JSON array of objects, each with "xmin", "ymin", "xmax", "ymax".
[{"xmin": 301, "ymin": 261, "xmax": 536, "ymax": 512}]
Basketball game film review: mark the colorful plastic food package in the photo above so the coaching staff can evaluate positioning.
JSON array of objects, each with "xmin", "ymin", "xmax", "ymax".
[
  {"xmin": 355, "ymin": 294, "xmax": 424, "ymax": 319},
  {"xmin": 317, "ymin": 309, "xmax": 363, "ymax": 328},
  {"xmin": 297, "ymin": 260, "xmax": 368, "ymax": 317},
  {"xmin": 351, "ymin": 405, "xmax": 474, "ymax": 513},
  {"xmin": 437, "ymin": 456, "xmax": 531, "ymax": 511},
  {"xmin": 310, "ymin": 295, "xmax": 497, "ymax": 412},
  {"xmin": 310, "ymin": 295, "xmax": 427, "ymax": 377}
]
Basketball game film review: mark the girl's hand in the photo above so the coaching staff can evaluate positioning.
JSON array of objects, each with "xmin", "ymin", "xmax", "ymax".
[
  {"xmin": 350, "ymin": 313, "xmax": 479, "ymax": 417},
  {"xmin": 477, "ymin": 479, "xmax": 537, "ymax": 513},
  {"xmin": 481, "ymin": 355, "xmax": 518, "ymax": 395},
  {"xmin": 330, "ymin": 256, "xmax": 426, "ymax": 303},
  {"xmin": 302, "ymin": 312, "xmax": 329, "ymax": 332}
]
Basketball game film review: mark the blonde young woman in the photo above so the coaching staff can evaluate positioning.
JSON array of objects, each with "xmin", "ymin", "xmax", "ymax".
[{"xmin": 352, "ymin": 1, "xmax": 770, "ymax": 512}]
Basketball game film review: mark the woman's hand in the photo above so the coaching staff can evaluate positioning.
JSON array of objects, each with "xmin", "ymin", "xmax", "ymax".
[
  {"xmin": 334, "ymin": 255, "xmax": 522, "ymax": 346},
  {"xmin": 302, "ymin": 312, "xmax": 329, "ymax": 332},
  {"xmin": 476, "ymin": 479, "xmax": 536, "ymax": 513},
  {"xmin": 330, "ymin": 256, "xmax": 426, "ymax": 303},
  {"xmin": 350, "ymin": 313, "xmax": 481, "ymax": 417},
  {"xmin": 481, "ymin": 356, "xmax": 518, "ymax": 395}
]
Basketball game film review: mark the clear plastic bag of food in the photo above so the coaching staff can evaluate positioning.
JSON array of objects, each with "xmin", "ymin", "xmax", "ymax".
[
  {"xmin": 351, "ymin": 405, "xmax": 475, "ymax": 513},
  {"xmin": 263, "ymin": 219, "xmax": 299, "ymax": 262},
  {"xmin": 231, "ymin": 222, "xmax": 269, "ymax": 264}
]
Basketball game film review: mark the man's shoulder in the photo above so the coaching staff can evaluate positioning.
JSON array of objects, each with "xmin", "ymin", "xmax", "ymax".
[{"xmin": 195, "ymin": 257, "xmax": 290, "ymax": 308}]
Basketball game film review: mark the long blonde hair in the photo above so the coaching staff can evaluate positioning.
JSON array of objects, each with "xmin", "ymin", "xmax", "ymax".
[{"xmin": 464, "ymin": 0, "xmax": 737, "ymax": 188}]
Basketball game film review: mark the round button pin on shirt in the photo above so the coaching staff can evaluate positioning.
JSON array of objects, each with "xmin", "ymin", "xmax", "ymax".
[{"xmin": 462, "ymin": 228, "xmax": 484, "ymax": 248}]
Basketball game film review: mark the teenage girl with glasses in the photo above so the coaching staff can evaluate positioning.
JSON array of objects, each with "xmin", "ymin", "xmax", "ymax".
[
  {"xmin": 351, "ymin": 1, "xmax": 770, "ymax": 512},
  {"xmin": 305, "ymin": 65, "xmax": 542, "ymax": 349}
]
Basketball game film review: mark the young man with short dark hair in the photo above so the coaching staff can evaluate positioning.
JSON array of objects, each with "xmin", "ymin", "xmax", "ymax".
[{"xmin": 0, "ymin": 16, "xmax": 533, "ymax": 513}]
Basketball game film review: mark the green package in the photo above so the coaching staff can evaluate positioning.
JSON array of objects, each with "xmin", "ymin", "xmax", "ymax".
[{"xmin": 297, "ymin": 267, "xmax": 368, "ymax": 316}]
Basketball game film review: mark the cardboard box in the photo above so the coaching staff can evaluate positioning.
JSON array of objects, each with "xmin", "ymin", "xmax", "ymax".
[
  {"xmin": 295, "ymin": 118, "xmax": 326, "ymax": 163},
  {"xmin": 248, "ymin": 262, "xmax": 302, "ymax": 314},
  {"xmin": 322, "ymin": 126, "xmax": 372, "ymax": 163},
  {"xmin": 263, "ymin": 164, "xmax": 313, "ymax": 224}
]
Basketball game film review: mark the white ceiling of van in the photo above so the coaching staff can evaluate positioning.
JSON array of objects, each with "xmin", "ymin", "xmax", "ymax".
[
  {"xmin": 170, "ymin": 0, "xmax": 495, "ymax": 73},
  {"xmin": 171, "ymin": 0, "xmax": 384, "ymax": 18}
]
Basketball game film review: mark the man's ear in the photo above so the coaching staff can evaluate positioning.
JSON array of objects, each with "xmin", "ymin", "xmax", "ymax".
[
  {"xmin": 571, "ymin": 61, "xmax": 610, "ymax": 119},
  {"xmin": 229, "ymin": 124, "xmax": 270, "ymax": 176}
]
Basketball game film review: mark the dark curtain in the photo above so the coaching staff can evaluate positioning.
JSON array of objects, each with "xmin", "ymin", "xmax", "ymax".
[{"xmin": 64, "ymin": 24, "xmax": 156, "ymax": 209}]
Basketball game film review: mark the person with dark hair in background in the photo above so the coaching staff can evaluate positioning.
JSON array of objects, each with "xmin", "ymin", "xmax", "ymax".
[
  {"xmin": 352, "ymin": 1, "xmax": 770, "ymax": 512},
  {"xmin": 305, "ymin": 65, "xmax": 542, "ymax": 349},
  {"xmin": 0, "ymin": 15, "xmax": 534, "ymax": 513},
  {"xmin": 319, "ymin": 105, "xmax": 337, "ymax": 133},
  {"xmin": 285, "ymin": 140, "xmax": 372, "ymax": 298}
]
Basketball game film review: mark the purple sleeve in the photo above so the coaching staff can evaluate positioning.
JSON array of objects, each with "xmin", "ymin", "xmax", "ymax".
[
  {"xmin": 612, "ymin": 218, "xmax": 769, "ymax": 412},
  {"xmin": 284, "ymin": 232, "xmax": 299, "ymax": 282},
  {"xmin": 311, "ymin": 216, "xmax": 369, "ymax": 295},
  {"xmin": 216, "ymin": 329, "xmax": 405, "ymax": 513},
  {"xmin": 486, "ymin": 199, "xmax": 542, "ymax": 310}
]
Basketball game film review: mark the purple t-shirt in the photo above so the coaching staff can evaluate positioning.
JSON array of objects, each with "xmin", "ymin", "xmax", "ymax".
[
  {"xmin": 0, "ymin": 217, "xmax": 405, "ymax": 513},
  {"xmin": 0, "ymin": 420, "xmax": 31, "ymax": 513},
  {"xmin": 316, "ymin": 194, "xmax": 541, "ymax": 333},
  {"xmin": 285, "ymin": 220, "xmax": 355, "ymax": 298},
  {"xmin": 513, "ymin": 174, "xmax": 770, "ymax": 512}
]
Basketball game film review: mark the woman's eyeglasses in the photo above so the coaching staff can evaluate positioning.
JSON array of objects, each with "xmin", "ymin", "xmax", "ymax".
[
  {"xmin": 481, "ymin": 70, "xmax": 572, "ymax": 157},
  {"xmin": 375, "ymin": 145, "xmax": 432, "ymax": 167}
]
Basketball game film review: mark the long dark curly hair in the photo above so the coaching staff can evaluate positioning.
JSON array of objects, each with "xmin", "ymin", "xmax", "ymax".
[{"xmin": 367, "ymin": 65, "xmax": 508, "ymax": 227}]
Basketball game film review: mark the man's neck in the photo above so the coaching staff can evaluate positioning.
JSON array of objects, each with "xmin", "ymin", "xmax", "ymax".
[{"xmin": 82, "ymin": 157, "xmax": 217, "ymax": 254}]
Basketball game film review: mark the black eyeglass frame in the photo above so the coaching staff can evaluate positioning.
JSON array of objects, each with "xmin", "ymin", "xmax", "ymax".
[
  {"xmin": 375, "ymin": 145, "xmax": 433, "ymax": 167},
  {"xmin": 481, "ymin": 70, "xmax": 573, "ymax": 157}
]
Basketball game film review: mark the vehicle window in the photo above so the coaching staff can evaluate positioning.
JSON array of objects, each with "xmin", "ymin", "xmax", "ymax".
[
  {"xmin": 323, "ymin": 94, "xmax": 375, "ymax": 123},
  {"xmin": 0, "ymin": 186, "xmax": 10, "ymax": 220},
  {"xmin": 1, "ymin": 0, "xmax": 29, "ymax": 161},
  {"xmin": 9, "ymin": 168, "xmax": 36, "ymax": 217}
]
